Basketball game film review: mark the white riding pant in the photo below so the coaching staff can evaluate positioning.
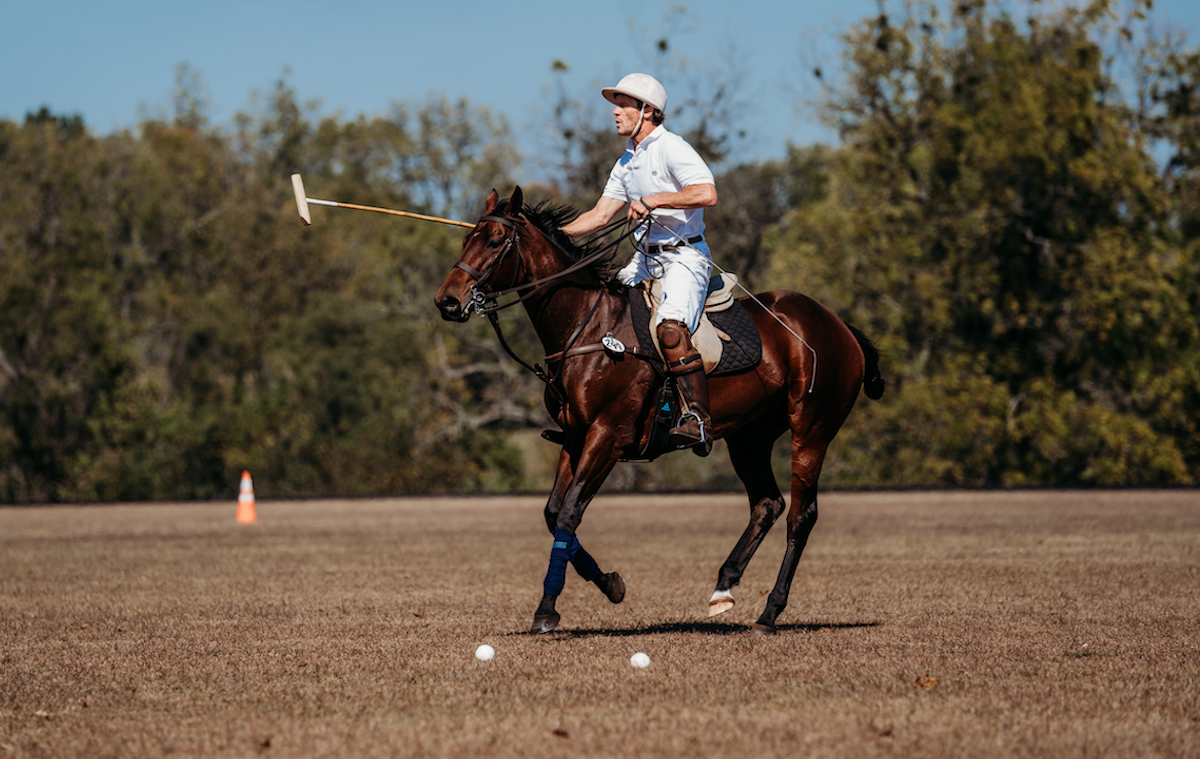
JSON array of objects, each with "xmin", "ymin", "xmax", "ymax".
[{"xmin": 616, "ymin": 241, "xmax": 712, "ymax": 334}]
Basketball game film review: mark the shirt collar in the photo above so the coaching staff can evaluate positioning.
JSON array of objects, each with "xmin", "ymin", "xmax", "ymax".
[{"xmin": 627, "ymin": 125, "xmax": 666, "ymax": 154}]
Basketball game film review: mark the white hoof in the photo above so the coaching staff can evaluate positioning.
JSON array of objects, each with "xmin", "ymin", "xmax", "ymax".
[{"xmin": 708, "ymin": 589, "xmax": 735, "ymax": 617}]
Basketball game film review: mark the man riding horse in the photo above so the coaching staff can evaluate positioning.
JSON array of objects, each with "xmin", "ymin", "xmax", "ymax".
[
  {"xmin": 435, "ymin": 73, "xmax": 884, "ymax": 635},
  {"xmin": 560, "ymin": 73, "xmax": 718, "ymax": 455}
]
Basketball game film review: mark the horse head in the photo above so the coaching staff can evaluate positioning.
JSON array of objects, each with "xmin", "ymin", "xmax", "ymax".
[{"xmin": 435, "ymin": 187, "xmax": 526, "ymax": 322}]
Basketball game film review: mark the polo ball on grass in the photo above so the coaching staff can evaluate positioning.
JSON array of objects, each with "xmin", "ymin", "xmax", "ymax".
[
  {"xmin": 630, "ymin": 652, "xmax": 650, "ymax": 668},
  {"xmin": 475, "ymin": 644, "xmax": 495, "ymax": 661}
]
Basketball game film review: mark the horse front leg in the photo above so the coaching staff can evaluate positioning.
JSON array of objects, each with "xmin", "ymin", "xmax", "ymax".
[{"xmin": 532, "ymin": 429, "xmax": 622, "ymax": 633}]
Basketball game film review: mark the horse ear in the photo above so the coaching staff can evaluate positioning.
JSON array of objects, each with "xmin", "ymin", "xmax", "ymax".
[
  {"xmin": 483, "ymin": 189, "xmax": 499, "ymax": 215},
  {"xmin": 507, "ymin": 186, "xmax": 523, "ymax": 217}
]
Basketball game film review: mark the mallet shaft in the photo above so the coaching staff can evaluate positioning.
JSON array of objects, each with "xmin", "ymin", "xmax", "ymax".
[
  {"xmin": 291, "ymin": 173, "xmax": 473, "ymax": 229},
  {"xmin": 312, "ymin": 199, "xmax": 474, "ymax": 228}
]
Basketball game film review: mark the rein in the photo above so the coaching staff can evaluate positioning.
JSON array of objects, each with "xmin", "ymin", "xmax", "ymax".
[{"xmin": 486, "ymin": 289, "xmax": 607, "ymax": 389}]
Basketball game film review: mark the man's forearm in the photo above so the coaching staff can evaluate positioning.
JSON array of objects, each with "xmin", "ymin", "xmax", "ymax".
[
  {"xmin": 643, "ymin": 183, "xmax": 718, "ymax": 211},
  {"xmin": 561, "ymin": 196, "xmax": 626, "ymax": 237},
  {"xmin": 560, "ymin": 209, "xmax": 608, "ymax": 237}
]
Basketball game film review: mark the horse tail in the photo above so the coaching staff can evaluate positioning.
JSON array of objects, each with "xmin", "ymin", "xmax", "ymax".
[{"xmin": 845, "ymin": 322, "xmax": 885, "ymax": 400}]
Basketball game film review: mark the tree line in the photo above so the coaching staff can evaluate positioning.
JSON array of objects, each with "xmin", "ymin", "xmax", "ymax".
[{"xmin": 1, "ymin": 0, "xmax": 1197, "ymax": 502}]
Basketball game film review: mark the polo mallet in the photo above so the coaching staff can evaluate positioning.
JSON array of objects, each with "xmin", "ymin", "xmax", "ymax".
[{"xmin": 290, "ymin": 173, "xmax": 474, "ymax": 228}]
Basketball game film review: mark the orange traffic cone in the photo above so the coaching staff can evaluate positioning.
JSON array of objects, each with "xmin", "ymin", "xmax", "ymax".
[{"xmin": 236, "ymin": 470, "xmax": 257, "ymax": 524}]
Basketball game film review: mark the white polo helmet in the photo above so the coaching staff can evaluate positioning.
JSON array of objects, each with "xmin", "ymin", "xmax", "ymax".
[{"xmin": 602, "ymin": 73, "xmax": 667, "ymax": 112}]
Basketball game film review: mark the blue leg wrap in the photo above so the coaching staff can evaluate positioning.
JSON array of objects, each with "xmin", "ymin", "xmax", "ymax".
[
  {"xmin": 570, "ymin": 538, "xmax": 602, "ymax": 582},
  {"xmin": 543, "ymin": 528, "xmax": 573, "ymax": 596}
]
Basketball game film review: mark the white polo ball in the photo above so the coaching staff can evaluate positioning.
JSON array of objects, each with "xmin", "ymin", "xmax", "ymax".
[
  {"xmin": 475, "ymin": 644, "xmax": 495, "ymax": 661},
  {"xmin": 630, "ymin": 652, "xmax": 651, "ymax": 668}
]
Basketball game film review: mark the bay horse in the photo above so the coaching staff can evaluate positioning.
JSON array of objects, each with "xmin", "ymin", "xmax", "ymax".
[{"xmin": 435, "ymin": 187, "xmax": 884, "ymax": 635}]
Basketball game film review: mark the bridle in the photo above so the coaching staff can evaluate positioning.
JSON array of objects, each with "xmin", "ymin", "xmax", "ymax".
[
  {"xmin": 456, "ymin": 210, "xmax": 636, "ymax": 316},
  {"xmin": 451, "ymin": 208, "xmax": 640, "ymax": 385},
  {"xmin": 453, "ymin": 212, "xmax": 525, "ymax": 316}
]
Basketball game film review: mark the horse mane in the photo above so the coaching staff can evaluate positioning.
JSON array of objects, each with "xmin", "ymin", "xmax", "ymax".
[{"xmin": 498, "ymin": 197, "xmax": 618, "ymax": 284}]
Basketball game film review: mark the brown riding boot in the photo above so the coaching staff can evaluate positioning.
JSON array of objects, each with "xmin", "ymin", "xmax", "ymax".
[{"xmin": 657, "ymin": 320, "xmax": 713, "ymax": 457}]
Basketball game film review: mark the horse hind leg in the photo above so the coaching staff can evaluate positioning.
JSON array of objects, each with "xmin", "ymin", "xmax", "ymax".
[
  {"xmin": 709, "ymin": 425, "xmax": 787, "ymax": 618},
  {"xmin": 751, "ymin": 441, "xmax": 826, "ymax": 635}
]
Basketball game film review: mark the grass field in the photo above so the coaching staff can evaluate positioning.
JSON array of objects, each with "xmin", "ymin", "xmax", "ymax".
[{"xmin": 2, "ymin": 490, "xmax": 1198, "ymax": 758}]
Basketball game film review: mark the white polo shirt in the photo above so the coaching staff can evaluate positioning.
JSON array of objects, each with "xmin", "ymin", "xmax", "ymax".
[{"xmin": 602, "ymin": 126, "xmax": 714, "ymax": 246}]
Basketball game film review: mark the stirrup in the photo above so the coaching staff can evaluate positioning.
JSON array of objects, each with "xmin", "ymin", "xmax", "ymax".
[
  {"xmin": 669, "ymin": 412, "xmax": 712, "ymax": 457},
  {"xmin": 668, "ymin": 412, "xmax": 706, "ymax": 443}
]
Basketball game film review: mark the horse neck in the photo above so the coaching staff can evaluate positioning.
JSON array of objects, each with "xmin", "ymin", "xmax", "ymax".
[{"xmin": 517, "ymin": 232, "xmax": 604, "ymax": 352}]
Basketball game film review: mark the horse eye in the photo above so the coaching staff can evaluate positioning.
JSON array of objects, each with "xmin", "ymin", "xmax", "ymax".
[{"xmin": 486, "ymin": 238, "xmax": 503, "ymax": 249}]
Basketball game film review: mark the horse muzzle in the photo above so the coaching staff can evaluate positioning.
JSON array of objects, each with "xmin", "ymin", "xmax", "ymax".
[{"xmin": 435, "ymin": 294, "xmax": 471, "ymax": 322}]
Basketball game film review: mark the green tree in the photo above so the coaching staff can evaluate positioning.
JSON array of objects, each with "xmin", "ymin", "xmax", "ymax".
[
  {"xmin": 0, "ymin": 113, "xmax": 147, "ymax": 501},
  {"xmin": 0, "ymin": 78, "xmax": 534, "ymax": 502},
  {"xmin": 768, "ymin": 0, "xmax": 1198, "ymax": 486}
]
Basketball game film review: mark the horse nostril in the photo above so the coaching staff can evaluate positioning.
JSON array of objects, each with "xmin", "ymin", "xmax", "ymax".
[{"xmin": 437, "ymin": 296, "xmax": 463, "ymax": 321}]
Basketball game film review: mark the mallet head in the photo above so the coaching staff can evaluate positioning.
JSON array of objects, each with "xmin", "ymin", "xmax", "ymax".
[{"xmin": 291, "ymin": 173, "xmax": 312, "ymax": 225}]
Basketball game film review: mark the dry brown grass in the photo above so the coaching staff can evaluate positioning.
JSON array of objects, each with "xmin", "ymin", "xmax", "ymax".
[{"xmin": 2, "ymin": 490, "xmax": 1198, "ymax": 758}]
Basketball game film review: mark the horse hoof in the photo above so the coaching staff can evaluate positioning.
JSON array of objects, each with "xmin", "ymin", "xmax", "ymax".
[
  {"xmin": 708, "ymin": 589, "xmax": 735, "ymax": 617},
  {"xmin": 530, "ymin": 612, "xmax": 561, "ymax": 634},
  {"xmin": 750, "ymin": 623, "xmax": 776, "ymax": 636},
  {"xmin": 597, "ymin": 572, "xmax": 626, "ymax": 604}
]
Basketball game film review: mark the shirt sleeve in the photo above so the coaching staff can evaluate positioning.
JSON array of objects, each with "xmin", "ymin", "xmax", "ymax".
[
  {"xmin": 601, "ymin": 156, "xmax": 630, "ymax": 201},
  {"xmin": 666, "ymin": 136, "xmax": 715, "ymax": 188}
]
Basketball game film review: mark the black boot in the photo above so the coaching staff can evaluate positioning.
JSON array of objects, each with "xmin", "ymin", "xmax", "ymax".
[{"xmin": 657, "ymin": 320, "xmax": 712, "ymax": 456}]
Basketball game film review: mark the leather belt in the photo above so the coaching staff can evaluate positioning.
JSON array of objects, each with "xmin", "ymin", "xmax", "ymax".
[{"xmin": 646, "ymin": 235, "xmax": 704, "ymax": 255}]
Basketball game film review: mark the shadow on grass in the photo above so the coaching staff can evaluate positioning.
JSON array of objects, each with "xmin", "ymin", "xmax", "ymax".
[{"xmin": 514, "ymin": 621, "xmax": 880, "ymax": 638}]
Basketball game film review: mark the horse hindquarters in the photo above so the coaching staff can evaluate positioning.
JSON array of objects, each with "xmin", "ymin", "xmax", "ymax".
[{"xmin": 758, "ymin": 305, "xmax": 868, "ymax": 632}]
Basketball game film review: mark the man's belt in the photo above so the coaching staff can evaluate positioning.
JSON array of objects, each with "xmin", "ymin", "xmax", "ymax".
[{"xmin": 646, "ymin": 235, "xmax": 704, "ymax": 255}]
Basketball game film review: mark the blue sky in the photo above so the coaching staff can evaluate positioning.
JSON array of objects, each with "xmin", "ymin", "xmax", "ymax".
[{"xmin": 3, "ymin": 0, "xmax": 1199, "ymax": 170}]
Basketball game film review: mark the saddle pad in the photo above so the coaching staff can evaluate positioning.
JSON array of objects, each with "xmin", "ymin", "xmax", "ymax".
[{"xmin": 628, "ymin": 285, "xmax": 762, "ymax": 377}]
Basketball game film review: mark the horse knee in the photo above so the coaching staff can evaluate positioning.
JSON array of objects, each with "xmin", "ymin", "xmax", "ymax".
[
  {"xmin": 752, "ymin": 496, "xmax": 786, "ymax": 526},
  {"xmin": 555, "ymin": 507, "xmax": 584, "ymax": 534}
]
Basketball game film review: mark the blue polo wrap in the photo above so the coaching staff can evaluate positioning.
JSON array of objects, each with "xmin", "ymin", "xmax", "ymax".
[{"xmin": 543, "ymin": 528, "xmax": 603, "ymax": 595}]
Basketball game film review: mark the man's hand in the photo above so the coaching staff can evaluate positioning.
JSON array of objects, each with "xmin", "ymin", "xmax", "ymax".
[{"xmin": 627, "ymin": 198, "xmax": 655, "ymax": 220}]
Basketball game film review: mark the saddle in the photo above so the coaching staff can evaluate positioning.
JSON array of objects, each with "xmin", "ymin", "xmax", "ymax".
[
  {"xmin": 624, "ymin": 275, "xmax": 763, "ymax": 461},
  {"xmin": 541, "ymin": 274, "xmax": 762, "ymax": 461},
  {"xmin": 629, "ymin": 273, "xmax": 762, "ymax": 377}
]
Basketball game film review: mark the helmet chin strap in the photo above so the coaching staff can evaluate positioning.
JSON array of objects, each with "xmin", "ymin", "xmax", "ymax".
[{"xmin": 625, "ymin": 105, "xmax": 651, "ymax": 155}]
